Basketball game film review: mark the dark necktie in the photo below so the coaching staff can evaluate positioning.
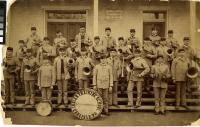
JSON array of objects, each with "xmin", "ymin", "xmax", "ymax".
[{"xmin": 61, "ymin": 58, "xmax": 64, "ymax": 74}]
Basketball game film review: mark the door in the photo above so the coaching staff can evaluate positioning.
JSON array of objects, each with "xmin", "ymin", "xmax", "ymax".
[{"xmin": 47, "ymin": 22, "xmax": 86, "ymax": 44}]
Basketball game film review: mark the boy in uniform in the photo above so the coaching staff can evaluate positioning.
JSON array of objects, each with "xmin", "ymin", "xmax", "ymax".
[
  {"xmin": 126, "ymin": 29, "xmax": 140, "ymax": 52},
  {"xmin": 15, "ymin": 40, "xmax": 27, "ymax": 92},
  {"xmin": 75, "ymin": 26, "xmax": 92, "ymax": 52},
  {"xmin": 25, "ymin": 27, "xmax": 42, "ymax": 56},
  {"xmin": 54, "ymin": 31, "xmax": 68, "ymax": 54},
  {"xmin": 127, "ymin": 49, "xmax": 150, "ymax": 108},
  {"xmin": 166, "ymin": 30, "xmax": 179, "ymax": 50},
  {"xmin": 107, "ymin": 48, "xmax": 121, "ymax": 107},
  {"xmin": 53, "ymin": 47, "xmax": 71, "ymax": 107},
  {"xmin": 37, "ymin": 37, "xmax": 56, "ymax": 65},
  {"xmin": 75, "ymin": 48, "xmax": 94, "ymax": 89},
  {"xmin": 21, "ymin": 49, "xmax": 38, "ymax": 105},
  {"xmin": 151, "ymin": 55, "xmax": 171, "ymax": 114},
  {"xmin": 3, "ymin": 47, "xmax": 19, "ymax": 105},
  {"xmin": 101, "ymin": 27, "xmax": 116, "ymax": 52},
  {"xmin": 38, "ymin": 56, "xmax": 54, "ymax": 102},
  {"xmin": 171, "ymin": 49, "xmax": 190, "ymax": 110},
  {"xmin": 93, "ymin": 53, "xmax": 113, "ymax": 116}
]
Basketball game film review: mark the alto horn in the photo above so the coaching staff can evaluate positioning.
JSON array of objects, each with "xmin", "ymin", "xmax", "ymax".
[
  {"xmin": 83, "ymin": 66, "xmax": 91, "ymax": 76},
  {"xmin": 126, "ymin": 62, "xmax": 134, "ymax": 72},
  {"xmin": 187, "ymin": 67, "xmax": 199, "ymax": 79}
]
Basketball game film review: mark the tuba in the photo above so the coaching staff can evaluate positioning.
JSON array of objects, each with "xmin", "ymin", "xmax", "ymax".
[
  {"xmin": 82, "ymin": 66, "xmax": 91, "ymax": 76},
  {"xmin": 187, "ymin": 67, "xmax": 199, "ymax": 79},
  {"xmin": 126, "ymin": 62, "xmax": 134, "ymax": 72}
]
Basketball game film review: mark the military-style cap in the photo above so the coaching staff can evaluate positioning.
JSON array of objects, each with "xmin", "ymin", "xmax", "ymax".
[
  {"xmin": 18, "ymin": 40, "xmax": 25, "ymax": 43},
  {"xmin": 31, "ymin": 27, "xmax": 36, "ymax": 30},
  {"xmin": 105, "ymin": 27, "xmax": 111, "ymax": 31},
  {"xmin": 160, "ymin": 37, "xmax": 166, "ymax": 41},
  {"xmin": 168, "ymin": 30, "xmax": 173, "ymax": 34},
  {"xmin": 94, "ymin": 36, "xmax": 100, "ymax": 40},
  {"xmin": 43, "ymin": 37, "xmax": 50, "ymax": 41},
  {"xmin": 56, "ymin": 30, "xmax": 61, "ymax": 33},
  {"xmin": 130, "ymin": 29, "xmax": 135, "ymax": 33},
  {"xmin": 183, "ymin": 37, "xmax": 190, "ymax": 40},
  {"xmin": 118, "ymin": 37, "xmax": 124, "ymax": 41},
  {"xmin": 7, "ymin": 47, "xmax": 13, "ymax": 51},
  {"xmin": 26, "ymin": 48, "xmax": 32, "ymax": 53},
  {"xmin": 177, "ymin": 48, "xmax": 185, "ymax": 53}
]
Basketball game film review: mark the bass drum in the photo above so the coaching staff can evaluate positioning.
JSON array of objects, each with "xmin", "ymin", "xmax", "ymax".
[
  {"xmin": 71, "ymin": 89, "xmax": 103, "ymax": 120},
  {"xmin": 36, "ymin": 101, "xmax": 52, "ymax": 116}
]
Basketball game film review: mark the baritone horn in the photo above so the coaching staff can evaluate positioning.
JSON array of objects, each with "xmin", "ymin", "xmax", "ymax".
[{"xmin": 83, "ymin": 66, "xmax": 91, "ymax": 76}]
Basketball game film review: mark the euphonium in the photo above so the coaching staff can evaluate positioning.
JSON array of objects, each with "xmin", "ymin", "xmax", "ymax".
[{"xmin": 82, "ymin": 66, "xmax": 91, "ymax": 76}]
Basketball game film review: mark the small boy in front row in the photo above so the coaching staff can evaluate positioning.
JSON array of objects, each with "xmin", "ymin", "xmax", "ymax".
[
  {"xmin": 93, "ymin": 53, "xmax": 113, "ymax": 116},
  {"xmin": 38, "ymin": 56, "xmax": 54, "ymax": 102},
  {"xmin": 151, "ymin": 55, "xmax": 171, "ymax": 115}
]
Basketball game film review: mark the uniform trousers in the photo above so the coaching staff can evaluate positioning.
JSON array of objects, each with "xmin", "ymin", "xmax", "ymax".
[
  {"xmin": 57, "ymin": 79, "xmax": 68, "ymax": 104},
  {"xmin": 153, "ymin": 87, "xmax": 167, "ymax": 112},
  {"xmin": 41, "ymin": 87, "xmax": 52, "ymax": 101},
  {"xmin": 127, "ymin": 81, "xmax": 142, "ymax": 106},
  {"xmin": 109, "ymin": 81, "xmax": 118, "ymax": 105},
  {"xmin": 97, "ymin": 88, "xmax": 109, "ymax": 113},
  {"xmin": 78, "ymin": 79, "xmax": 89, "ymax": 89},
  {"xmin": 24, "ymin": 80, "xmax": 35, "ymax": 104},
  {"xmin": 176, "ymin": 81, "xmax": 187, "ymax": 106},
  {"xmin": 4, "ymin": 78, "xmax": 15, "ymax": 104}
]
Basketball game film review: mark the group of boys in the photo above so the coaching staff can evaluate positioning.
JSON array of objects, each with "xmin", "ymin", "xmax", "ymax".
[{"xmin": 3, "ymin": 26, "xmax": 198, "ymax": 116}]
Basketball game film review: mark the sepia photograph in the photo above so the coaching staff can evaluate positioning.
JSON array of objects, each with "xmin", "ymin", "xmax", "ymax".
[{"xmin": 1, "ymin": 0, "xmax": 200, "ymax": 126}]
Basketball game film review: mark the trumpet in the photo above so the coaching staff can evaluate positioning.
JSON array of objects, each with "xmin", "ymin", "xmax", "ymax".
[
  {"xmin": 67, "ymin": 58, "xmax": 75, "ymax": 66},
  {"xmin": 82, "ymin": 66, "xmax": 91, "ymax": 76},
  {"xmin": 121, "ymin": 57, "xmax": 125, "ymax": 77}
]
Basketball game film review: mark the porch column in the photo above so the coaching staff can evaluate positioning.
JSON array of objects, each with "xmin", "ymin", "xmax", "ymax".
[
  {"xmin": 190, "ymin": 1, "xmax": 196, "ymax": 48},
  {"xmin": 93, "ymin": 0, "xmax": 99, "ymax": 37}
]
